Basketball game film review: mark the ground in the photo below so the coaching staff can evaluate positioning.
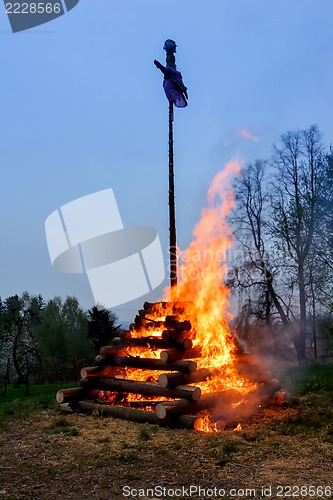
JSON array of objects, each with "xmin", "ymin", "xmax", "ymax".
[{"xmin": 0, "ymin": 394, "xmax": 332, "ymax": 500}]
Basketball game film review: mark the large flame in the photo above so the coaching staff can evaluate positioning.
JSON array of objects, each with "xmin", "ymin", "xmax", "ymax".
[{"xmin": 163, "ymin": 160, "xmax": 254, "ymax": 394}]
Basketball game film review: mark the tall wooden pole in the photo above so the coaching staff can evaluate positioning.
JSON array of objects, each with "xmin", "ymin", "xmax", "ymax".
[
  {"xmin": 168, "ymin": 102, "xmax": 177, "ymax": 290},
  {"xmin": 155, "ymin": 39, "xmax": 187, "ymax": 293}
]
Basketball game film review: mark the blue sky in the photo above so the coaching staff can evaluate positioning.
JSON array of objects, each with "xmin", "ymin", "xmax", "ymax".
[{"xmin": 1, "ymin": 0, "xmax": 333, "ymax": 323}]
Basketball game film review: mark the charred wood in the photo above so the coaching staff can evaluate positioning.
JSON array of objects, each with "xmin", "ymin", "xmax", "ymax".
[
  {"xmin": 165, "ymin": 316, "xmax": 191, "ymax": 331},
  {"xmin": 134, "ymin": 315, "xmax": 164, "ymax": 329}
]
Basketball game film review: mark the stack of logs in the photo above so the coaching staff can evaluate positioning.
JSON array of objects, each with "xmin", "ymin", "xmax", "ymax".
[{"xmin": 57, "ymin": 301, "xmax": 287, "ymax": 430}]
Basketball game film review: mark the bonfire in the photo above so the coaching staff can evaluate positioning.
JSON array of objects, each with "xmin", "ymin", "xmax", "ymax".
[{"xmin": 57, "ymin": 161, "xmax": 287, "ymax": 431}]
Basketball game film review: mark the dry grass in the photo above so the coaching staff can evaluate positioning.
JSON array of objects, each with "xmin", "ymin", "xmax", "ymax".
[{"xmin": 0, "ymin": 392, "xmax": 332, "ymax": 499}]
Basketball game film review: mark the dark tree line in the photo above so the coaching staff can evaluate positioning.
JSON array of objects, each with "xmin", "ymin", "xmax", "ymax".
[
  {"xmin": 0, "ymin": 293, "xmax": 120, "ymax": 388},
  {"xmin": 230, "ymin": 125, "xmax": 333, "ymax": 362}
]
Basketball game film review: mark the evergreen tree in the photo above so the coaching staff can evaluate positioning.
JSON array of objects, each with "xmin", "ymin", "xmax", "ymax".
[{"xmin": 87, "ymin": 306, "xmax": 120, "ymax": 353}]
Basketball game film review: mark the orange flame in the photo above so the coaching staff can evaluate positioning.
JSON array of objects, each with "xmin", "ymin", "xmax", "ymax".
[
  {"xmin": 195, "ymin": 414, "xmax": 218, "ymax": 433},
  {"xmin": 162, "ymin": 160, "xmax": 255, "ymax": 395}
]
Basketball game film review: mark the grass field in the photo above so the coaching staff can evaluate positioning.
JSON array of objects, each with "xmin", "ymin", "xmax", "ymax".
[
  {"xmin": 0, "ymin": 365, "xmax": 332, "ymax": 499},
  {"xmin": 0, "ymin": 381, "xmax": 74, "ymax": 430}
]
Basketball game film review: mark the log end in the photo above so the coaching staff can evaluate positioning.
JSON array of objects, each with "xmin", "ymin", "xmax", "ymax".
[
  {"xmin": 160, "ymin": 351, "xmax": 169, "ymax": 362},
  {"xmin": 56, "ymin": 387, "xmax": 84, "ymax": 404},
  {"xmin": 99, "ymin": 346, "xmax": 110, "ymax": 357},
  {"xmin": 155, "ymin": 403, "xmax": 167, "ymax": 419},
  {"xmin": 158, "ymin": 374, "xmax": 169, "ymax": 388},
  {"xmin": 161, "ymin": 330, "xmax": 170, "ymax": 341},
  {"xmin": 192, "ymin": 386, "xmax": 201, "ymax": 401},
  {"xmin": 95, "ymin": 355, "xmax": 106, "ymax": 365},
  {"xmin": 176, "ymin": 385, "xmax": 201, "ymax": 401},
  {"xmin": 188, "ymin": 361, "xmax": 197, "ymax": 373},
  {"xmin": 183, "ymin": 339, "xmax": 193, "ymax": 350},
  {"xmin": 56, "ymin": 390, "xmax": 64, "ymax": 404}
]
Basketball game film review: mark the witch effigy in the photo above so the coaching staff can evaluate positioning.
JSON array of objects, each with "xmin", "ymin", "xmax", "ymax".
[{"xmin": 154, "ymin": 39, "xmax": 188, "ymax": 108}]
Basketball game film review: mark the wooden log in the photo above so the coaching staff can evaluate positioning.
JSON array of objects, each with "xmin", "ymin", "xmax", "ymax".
[
  {"xmin": 161, "ymin": 330, "xmax": 195, "ymax": 341},
  {"xmin": 111, "ymin": 337, "xmax": 122, "ymax": 344},
  {"xmin": 134, "ymin": 316, "xmax": 164, "ymax": 329},
  {"xmin": 155, "ymin": 390, "xmax": 243, "ymax": 419},
  {"xmin": 76, "ymin": 400, "xmax": 203, "ymax": 429},
  {"xmin": 160, "ymin": 347, "xmax": 202, "ymax": 361},
  {"xmin": 81, "ymin": 366, "xmax": 103, "ymax": 378},
  {"xmin": 79, "ymin": 377, "xmax": 90, "ymax": 387},
  {"xmin": 158, "ymin": 368, "xmax": 211, "ymax": 388},
  {"xmin": 165, "ymin": 316, "xmax": 191, "ymax": 331},
  {"xmin": 87, "ymin": 377, "xmax": 201, "ymax": 401},
  {"xmin": 95, "ymin": 355, "xmax": 107, "ymax": 365},
  {"xmin": 129, "ymin": 321, "xmax": 164, "ymax": 333},
  {"xmin": 156, "ymin": 401, "xmax": 187, "ymax": 419},
  {"xmin": 165, "ymin": 314, "xmax": 178, "ymax": 323},
  {"xmin": 143, "ymin": 301, "xmax": 167, "ymax": 312},
  {"xmin": 106, "ymin": 337, "xmax": 193, "ymax": 351},
  {"xmin": 80, "ymin": 366, "xmax": 126, "ymax": 379},
  {"xmin": 56, "ymin": 387, "xmax": 85, "ymax": 404},
  {"xmin": 161, "ymin": 330, "xmax": 176, "ymax": 341},
  {"xmin": 143, "ymin": 301, "xmax": 193, "ymax": 313},
  {"xmin": 77, "ymin": 400, "xmax": 159, "ymax": 423},
  {"xmin": 100, "ymin": 345, "xmax": 126, "ymax": 357},
  {"xmin": 99, "ymin": 355, "xmax": 197, "ymax": 373},
  {"xmin": 85, "ymin": 389, "xmax": 104, "ymax": 400},
  {"xmin": 119, "ymin": 330, "xmax": 132, "ymax": 339}
]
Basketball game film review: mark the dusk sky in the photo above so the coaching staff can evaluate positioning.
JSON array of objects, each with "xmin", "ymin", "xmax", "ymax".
[{"xmin": 1, "ymin": 0, "xmax": 333, "ymax": 324}]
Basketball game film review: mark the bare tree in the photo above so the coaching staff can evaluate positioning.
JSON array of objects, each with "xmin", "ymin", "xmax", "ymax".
[
  {"xmin": 230, "ymin": 126, "xmax": 332, "ymax": 362},
  {"xmin": 270, "ymin": 124, "xmax": 329, "ymax": 360},
  {"xmin": 230, "ymin": 159, "xmax": 295, "ymax": 352}
]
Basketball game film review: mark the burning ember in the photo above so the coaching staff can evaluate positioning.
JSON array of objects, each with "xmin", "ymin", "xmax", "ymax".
[{"xmin": 57, "ymin": 161, "xmax": 285, "ymax": 431}]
